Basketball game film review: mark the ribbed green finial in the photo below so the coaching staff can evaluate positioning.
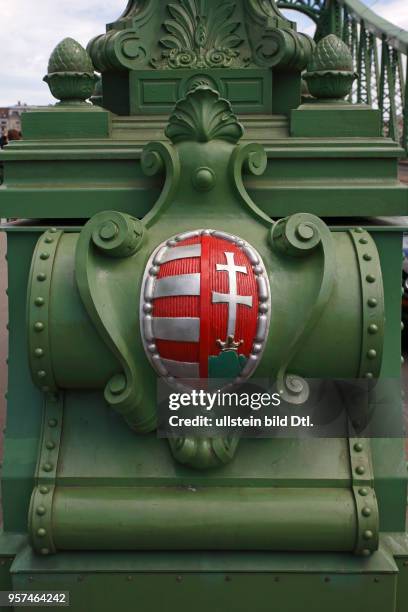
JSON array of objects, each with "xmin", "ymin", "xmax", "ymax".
[
  {"xmin": 304, "ymin": 34, "xmax": 357, "ymax": 100},
  {"xmin": 44, "ymin": 38, "xmax": 97, "ymax": 105},
  {"xmin": 48, "ymin": 38, "xmax": 94, "ymax": 73},
  {"xmin": 309, "ymin": 34, "xmax": 354, "ymax": 73}
]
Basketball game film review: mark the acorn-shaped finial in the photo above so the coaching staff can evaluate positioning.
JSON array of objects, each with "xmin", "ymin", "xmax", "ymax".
[
  {"xmin": 44, "ymin": 38, "xmax": 97, "ymax": 105},
  {"xmin": 303, "ymin": 34, "xmax": 357, "ymax": 100}
]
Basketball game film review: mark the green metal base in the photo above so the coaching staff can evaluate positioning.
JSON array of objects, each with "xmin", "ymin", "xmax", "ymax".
[{"xmin": 6, "ymin": 540, "xmax": 407, "ymax": 612}]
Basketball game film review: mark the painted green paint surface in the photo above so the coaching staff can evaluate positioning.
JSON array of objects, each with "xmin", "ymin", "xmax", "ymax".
[{"xmin": 0, "ymin": 0, "xmax": 407, "ymax": 608}]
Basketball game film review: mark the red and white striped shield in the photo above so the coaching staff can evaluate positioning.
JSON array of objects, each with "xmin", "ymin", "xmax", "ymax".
[{"xmin": 140, "ymin": 230, "xmax": 270, "ymax": 381}]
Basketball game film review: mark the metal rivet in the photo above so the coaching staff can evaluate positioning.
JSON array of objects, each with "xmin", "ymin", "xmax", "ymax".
[
  {"xmin": 225, "ymin": 576, "xmax": 231, "ymax": 582},
  {"xmin": 355, "ymin": 228, "xmax": 364, "ymax": 233},
  {"xmin": 42, "ymin": 463, "xmax": 53, "ymax": 473},
  {"xmin": 296, "ymin": 223, "xmax": 314, "ymax": 241},
  {"xmin": 368, "ymin": 324, "xmax": 378, "ymax": 334},
  {"xmin": 356, "ymin": 466, "xmax": 365, "ymax": 475},
  {"xmin": 40, "ymin": 253, "xmax": 50, "ymax": 260},
  {"xmin": 324, "ymin": 577, "xmax": 330, "ymax": 583},
  {"xmin": 35, "ymin": 297, "xmax": 45, "ymax": 307},
  {"xmin": 37, "ymin": 528, "xmax": 47, "ymax": 537},
  {"xmin": 46, "ymin": 441, "xmax": 55, "ymax": 450},
  {"xmin": 368, "ymin": 298, "xmax": 377, "ymax": 307},
  {"xmin": 366, "ymin": 274, "xmax": 376, "ymax": 284},
  {"xmin": 176, "ymin": 576, "xmax": 182, "ymax": 583},
  {"xmin": 34, "ymin": 348, "xmax": 44, "ymax": 358},
  {"xmin": 99, "ymin": 222, "xmax": 118, "ymax": 242},
  {"xmin": 149, "ymin": 266, "xmax": 159, "ymax": 277},
  {"xmin": 48, "ymin": 419, "xmax": 58, "ymax": 428},
  {"xmin": 34, "ymin": 322, "xmax": 44, "ymax": 332},
  {"xmin": 367, "ymin": 349, "xmax": 377, "ymax": 359},
  {"xmin": 143, "ymin": 303, "xmax": 153, "ymax": 314},
  {"xmin": 365, "ymin": 372, "xmax": 374, "ymax": 379},
  {"xmin": 38, "ymin": 371, "xmax": 46, "ymax": 379},
  {"xmin": 127, "ymin": 576, "xmax": 133, "ymax": 582},
  {"xmin": 37, "ymin": 273, "xmax": 47, "ymax": 282},
  {"xmin": 36, "ymin": 506, "xmax": 46, "ymax": 516},
  {"xmin": 49, "ymin": 228, "xmax": 58, "ymax": 234},
  {"xmin": 354, "ymin": 442, "xmax": 363, "ymax": 452},
  {"xmin": 364, "ymin": 530, "xmax": 373, "ymax": 540},
  {"xmin": 374, "ymin": 577, "xmax": 380, "ymax": 583},
  {"xmin": 362, "ymin": 549, "xmax": 371, "ymax": 557},
  {"xmin": 44, "ymin": 237, "xmax": 54, "ymax": 244},
  {"xmin": 193, "ymin": 167, "xmax": 216, "ymax": 192},
  {"xmin": 39, "ymin": 486, "xmax": 49, "ymax": 494},
  {"xmin": 359, "ymin": 238, "xmax": 368, "ymax": 245},
  {"xmin": 363, "ymin": 254, "xmax": 372, "ymax": 261},
  {"xmin": 40, "ymin": 548, "xmax": 50, "ymax": 556},
  {"xmin": 362, "ymin": 507, "xmax": 372, "ymax": 517},
  {"xmin": 109, "ymin": 374, "xmax": 127, "ymax": 396}
]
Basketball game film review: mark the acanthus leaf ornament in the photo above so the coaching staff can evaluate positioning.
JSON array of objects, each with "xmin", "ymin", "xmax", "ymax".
[{"xmin": 152, "ymin": 0, "xmax": 249, "ymax": 69}]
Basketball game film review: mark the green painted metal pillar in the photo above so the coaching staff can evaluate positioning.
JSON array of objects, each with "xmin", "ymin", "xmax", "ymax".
[{"xmin": 0, "ymin": 1, "xmax": 407, "ymax": 611}]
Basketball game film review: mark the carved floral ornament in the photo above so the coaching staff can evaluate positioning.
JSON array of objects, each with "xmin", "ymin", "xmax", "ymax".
[
  {"xmin": 152, "ymin": 0, "xmax": 250, "ymax": 69},
  {"xmin": 86, "ymin": 0, "xmax": 314, "ymax": 72}
]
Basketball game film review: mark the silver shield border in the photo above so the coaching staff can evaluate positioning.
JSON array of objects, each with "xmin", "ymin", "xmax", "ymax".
[{"xmin": 140, "ymin": 229, "xmax": 271, "ymax": 387}]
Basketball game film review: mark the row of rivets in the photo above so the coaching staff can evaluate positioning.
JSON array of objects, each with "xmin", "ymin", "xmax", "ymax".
[
  {"xmin": 29, "ymin": 229, "xmax": 62, "ymax": 394},
  {"xmin": 30, "ymin": 391, "xmax": 63, "ymax": 555},
  {"xmin": 349, "ymin": 435, "xmax": 378, "ymax": 555},
  {"xmin": 352, "ymin": 229, "xmax": 382, "ymax": 380}
]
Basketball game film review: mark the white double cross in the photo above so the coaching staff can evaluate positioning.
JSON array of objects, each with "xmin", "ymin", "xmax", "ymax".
[{"xmin": 212, "ymin": 251, "xmax": 253, "ymax": 338}]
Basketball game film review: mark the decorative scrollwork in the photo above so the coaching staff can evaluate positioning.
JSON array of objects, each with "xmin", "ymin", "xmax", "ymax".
[
  {"xmin": 75, "ymin": 212, "xmax": 156, "ymax": 433},
  {"xmin": 91, "ymin": 211, "xmax": 145, "ymax": 258},
  {"xmin": 270, "ymin": 213, "xmax": 337, "ymax": 404},
  {"xmin": 88, "ymin": 29, "xmax": 147, "ymax": 71},
  {"xmin": 255, "ymin": 27, "xmax": 315, "ymax": 70},
  {"xmin": 152, "ymin": 0, "xmax": 249, "ymax": 69}
]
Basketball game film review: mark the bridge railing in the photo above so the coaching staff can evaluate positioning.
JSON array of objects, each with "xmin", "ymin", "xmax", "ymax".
[{"xmin": 277, "ymin": 0, "xmax": 408, "ymax": 152}]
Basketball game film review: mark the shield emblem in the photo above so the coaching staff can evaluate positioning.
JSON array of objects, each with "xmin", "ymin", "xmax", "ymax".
[{"xmin": 140, "ymin": 230, "xmax": 270, "ymax": 381}]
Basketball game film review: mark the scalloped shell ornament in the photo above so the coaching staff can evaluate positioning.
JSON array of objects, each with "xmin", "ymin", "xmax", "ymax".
[
  {"xmin": 308, "ymin": 34, "xmax": 353, "ymax": 73},
  {"xmin": 48, "ymin": 38, "xmax": 94, "ymax": 74},
  {"xmin": 165, "ymin": 86, "xmax": 244, "ymax": 144}
]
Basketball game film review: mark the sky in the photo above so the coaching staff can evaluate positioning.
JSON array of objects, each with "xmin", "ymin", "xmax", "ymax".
[{"xmin": 1, "ymin": 0, "xmax": 407, "ymax": 107}]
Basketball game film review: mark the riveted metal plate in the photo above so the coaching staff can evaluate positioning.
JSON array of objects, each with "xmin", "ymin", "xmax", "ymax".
[
  {"xmin": 348, "ymin": 228, "xmax": 384, "ymax": 379},
  {"xmin": 27, "ymin": 228, "xmax": 63, "ymax": 394},
  {"xmin": 348, "ymin": 436, "xmax": 379, "ymax": 556},
  {"xmin": 28, "ymin": 393, "xmax": 64, "ymax": 556}
]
